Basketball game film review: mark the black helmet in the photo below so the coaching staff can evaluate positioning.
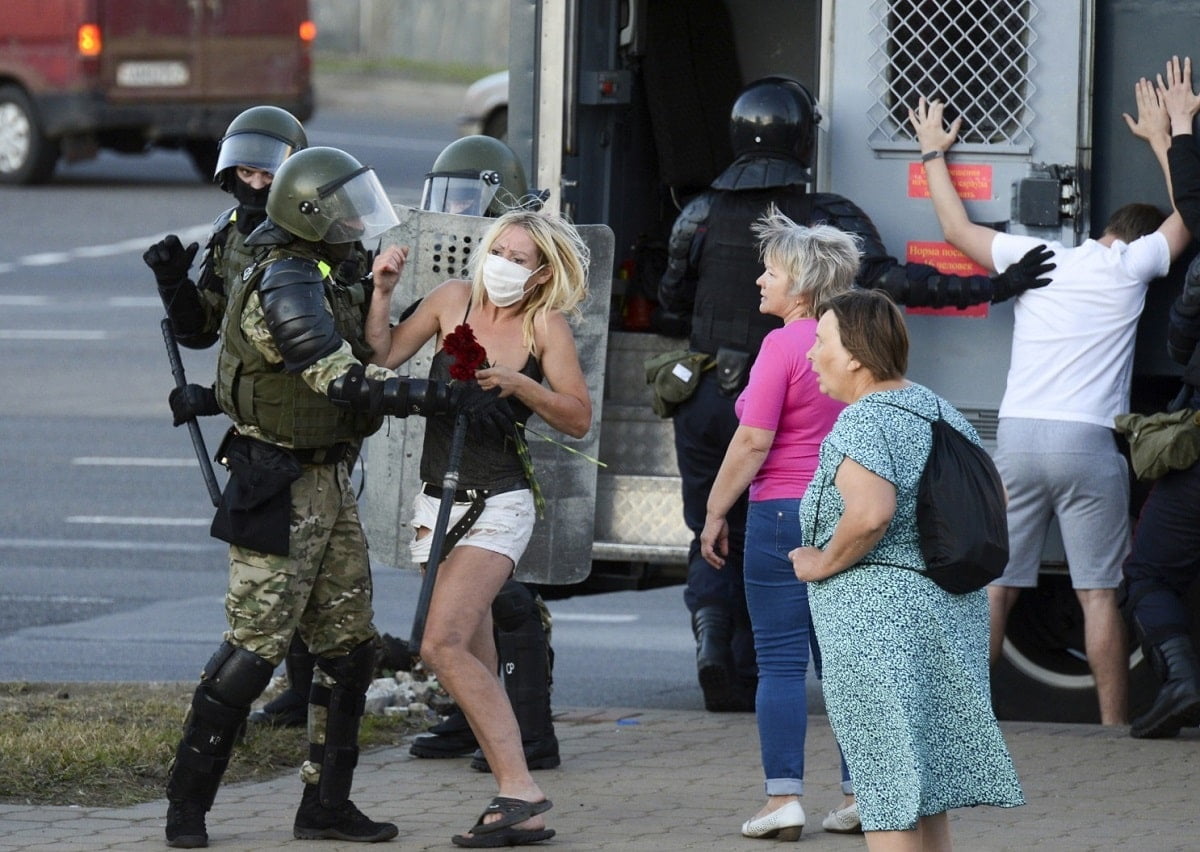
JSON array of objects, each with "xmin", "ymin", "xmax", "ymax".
[
  {"xmin": 728, "ymin": 76, "xmax": 819, "ymax": 166},
  {"xmin": 214, "ymin": 105, "xmax": 308, "ymax": 192},
  {"xmin": 266, "ymin": 146, "xmax": 398, "ymax": 244},
  {"xmin": 420, "ymin": 135, "xmax": 544, "ymax": 217}
]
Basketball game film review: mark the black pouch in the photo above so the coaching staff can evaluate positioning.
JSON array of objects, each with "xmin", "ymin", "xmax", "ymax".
[
  {"xmin": 715, "ymin": 346, "xmax": 751, "ymax": 397},
  {"xmin": 210, "ymin": 431, "xmax": 303, "ymax": 556}
]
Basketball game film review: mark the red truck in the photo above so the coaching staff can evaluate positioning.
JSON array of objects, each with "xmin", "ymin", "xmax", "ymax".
[{"xmin": 0, "ymin": 0, "xmax": 315, "ymax": 184}]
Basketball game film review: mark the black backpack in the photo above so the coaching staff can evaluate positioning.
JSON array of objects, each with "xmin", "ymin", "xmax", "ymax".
[{"xmin": 875, "ymin": 400, "xmax": 1009, "ymax": 594}]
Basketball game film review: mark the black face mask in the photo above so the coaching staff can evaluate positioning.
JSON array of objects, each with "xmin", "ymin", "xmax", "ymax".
[{"xmin": 233, "ymin": 180, "xmax": 270, "ymax": 213}]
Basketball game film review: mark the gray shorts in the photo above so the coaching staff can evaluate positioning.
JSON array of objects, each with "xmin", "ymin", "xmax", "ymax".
[
  {"xmin": 408, "ymin": 488, "xmax": 535, "ymax": 568},
  {"xmin": 992, "ymin": 418, "xmax": 1130, "ymax": 589}
]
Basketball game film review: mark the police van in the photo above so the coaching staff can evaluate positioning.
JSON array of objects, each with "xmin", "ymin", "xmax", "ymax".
[
  {"xmin": 0, "ymin": 0, "xmax": 315, "ymax": 184},
  {"xmin": 364, "ymin": 0, "xmax": 1200, "ymax": 723}
]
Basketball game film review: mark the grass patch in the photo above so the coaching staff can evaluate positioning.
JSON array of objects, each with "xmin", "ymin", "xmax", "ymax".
[{"xmin": 0, "ymin": 682, "xmax": 424, "ymax": 808}]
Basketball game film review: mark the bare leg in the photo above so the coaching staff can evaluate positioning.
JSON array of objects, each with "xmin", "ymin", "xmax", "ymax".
[
  {"xmin": 987, "ymin": 585, "xmax": 1021, "ymax": 664},
  {"xmin": 420, "ymin": 544, "xmax": 547, "ymax": 834},
  {"xmin": 1076, "ymin": 587, "xmax": 1129, "ymax": 725},
  {"xmin": 865, "ymin": 812, "xmax": 950, "ymax": 852}
]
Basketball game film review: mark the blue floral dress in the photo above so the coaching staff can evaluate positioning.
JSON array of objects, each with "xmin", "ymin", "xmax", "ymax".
[{"xmin": 799, "ymin": 383, "xmax": 1024, "ymax": 831}]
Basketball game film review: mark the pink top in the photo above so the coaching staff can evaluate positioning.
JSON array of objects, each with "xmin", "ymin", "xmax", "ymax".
[{"xmin": 734, "ymin": 318, "xmax": 845, "ymax": 502}]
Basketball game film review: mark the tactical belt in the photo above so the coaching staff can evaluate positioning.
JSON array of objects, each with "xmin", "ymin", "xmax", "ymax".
[{"xmin": 421, "ymin": 481, "xmax": 526, "ymax": 503}]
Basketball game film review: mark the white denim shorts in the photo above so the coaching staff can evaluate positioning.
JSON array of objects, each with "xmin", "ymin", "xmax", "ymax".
[{"xmin": 408, "ymin": 487, "xmax": 535, "ymax": 567}]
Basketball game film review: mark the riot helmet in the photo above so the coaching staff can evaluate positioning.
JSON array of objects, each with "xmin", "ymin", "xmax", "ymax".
[
  {"xmin": 420, "ymin": 135, "xmax": 544, "ymax": 217},
  {"xmin": 214, "ymin": 105, "xmax": 308, "ymax": 193},
  {"xmin": 728, "ymin": 76, "xmax": 820, "ymax": 166},
  {"xmin": 266, "ymin": 146, "xmax": 399, "ymax": 244}
]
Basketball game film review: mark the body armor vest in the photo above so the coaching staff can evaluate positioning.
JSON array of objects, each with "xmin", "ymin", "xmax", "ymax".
[
  {"xmin": 215, "ymin": 241, "xmax": 381, "ymax": 448},
  {"xmin": 690, "ymin": 187, "xmax": 813, "ymax": 360}
]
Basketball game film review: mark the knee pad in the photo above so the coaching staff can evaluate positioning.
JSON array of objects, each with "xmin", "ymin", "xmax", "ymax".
[
  {"xmin": 203, "ymin": 641, "xmax": 276, "ymax": 708},
  {"xmin": 492, "ymin": 579, "xmax": 536, "ymax": 632}
]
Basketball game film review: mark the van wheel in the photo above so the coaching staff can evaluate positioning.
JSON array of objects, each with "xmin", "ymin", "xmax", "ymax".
[
  {"xmin": 185, "ymin": 139, "xmax": 220, "ymax": 182},
  {"xmin": 483, "ymin": 107, "xmax": 508, "ymax": 143},
  {"xmin": 989, "ymin": 575, "xmax": 1156, "ymax": 723},
  {"xmin": 0, "ymin": 85, "xmax": 59, "ymax": 184}
]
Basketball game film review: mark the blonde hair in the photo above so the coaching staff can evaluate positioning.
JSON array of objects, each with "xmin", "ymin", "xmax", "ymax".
[
  {"xmin": 470, "ymin": 209, "xmax": 591, "ymax": 353},
  {"xmin": 751, "ymin": 205, "xmax": 861, "ymax": 313}
]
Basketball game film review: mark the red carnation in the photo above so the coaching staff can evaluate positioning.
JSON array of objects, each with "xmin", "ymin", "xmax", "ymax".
[{"xmin": 443, "ymin": 323, "xmax": 490, "ymax": 381}]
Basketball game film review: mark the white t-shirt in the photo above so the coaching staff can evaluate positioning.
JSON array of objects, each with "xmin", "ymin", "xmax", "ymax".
[{"xmin": 991, "ymin": 231, "xmax": 1169, "ymax": 427}]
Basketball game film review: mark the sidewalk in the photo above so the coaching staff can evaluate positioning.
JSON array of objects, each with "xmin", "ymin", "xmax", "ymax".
[{"xmin": 1, "ymin": 708, "xmax": 1197, "ymax": 851}]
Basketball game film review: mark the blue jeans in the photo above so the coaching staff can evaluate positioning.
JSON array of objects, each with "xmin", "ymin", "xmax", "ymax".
[{"xmin": 745, "ymin": 498, "xmax": 851, "ymax": 796}]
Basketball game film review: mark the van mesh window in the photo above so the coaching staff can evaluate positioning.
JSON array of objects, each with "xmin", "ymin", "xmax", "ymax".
[{"xmin": 868, "ymin": 0, "xmax": 1038, "ymax": 149}]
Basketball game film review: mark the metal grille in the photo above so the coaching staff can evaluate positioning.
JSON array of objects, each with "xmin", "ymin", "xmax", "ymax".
[{"xmin": 867, "ymin": 0, "xmax": 1038, "ymax": 150}]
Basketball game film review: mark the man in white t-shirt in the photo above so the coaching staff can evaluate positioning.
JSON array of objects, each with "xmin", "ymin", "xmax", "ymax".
[{"xmin": 908, "ymin": 78, "xmax": 1193, "ymax": 725}]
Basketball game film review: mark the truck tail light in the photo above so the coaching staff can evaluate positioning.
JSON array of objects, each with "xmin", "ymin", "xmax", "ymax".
[
  {"xmin": 78, "ymin": 23, "xmax": 102, "ymax": 57},
  {"xmin": 299, "ymin": 20, "xmax": 317, "ymax": 43}
]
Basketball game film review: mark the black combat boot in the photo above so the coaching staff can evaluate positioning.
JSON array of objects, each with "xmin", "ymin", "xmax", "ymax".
[
  {"xmin": 293, "ymin": 783, "xmax": 399, "ymax": 842},
  {"xmin": 692, "ymin": 605, "xmax": 745, "ymax": 712},
  {"xmin": 1131, "ymin": 635, "xmax": 1200, "ymax": 739},
  {"xmin": 408, "ymin": 706, "xmax": 480, "ymax": 758},
  {"xmin": 165, "ymin": 799, "xmax": 209, "ymax": 849}
]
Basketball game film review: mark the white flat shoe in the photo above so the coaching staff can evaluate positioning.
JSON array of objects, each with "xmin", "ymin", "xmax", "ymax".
[
  {"xmin": 821, "ymin": 801, "xmax": 862, "ymax": 833},
  {"xmin": 741, "ymin": 800, "xmax": 805, "ymax": 841}
]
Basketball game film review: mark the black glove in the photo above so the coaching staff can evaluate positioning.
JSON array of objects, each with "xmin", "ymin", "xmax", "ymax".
[
  {"xmin": 143, "ymin": 235, "xmax": 200, "ymax": 289},
  {"xmin": 168, "ymin": 383, "xmax": 220, "ymax": 427},
  {"xmin": 452, "ymin": 383, "xmax": 516, "ymax": 440},
  {"xmin": 990, "ymin": 243, "xmax": 1055, "ymax": 302}
]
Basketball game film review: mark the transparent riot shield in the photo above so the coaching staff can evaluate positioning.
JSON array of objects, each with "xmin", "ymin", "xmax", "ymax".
[{"xmin": 362, "ymin": 205, "xmax": 614, "ymax": 585}]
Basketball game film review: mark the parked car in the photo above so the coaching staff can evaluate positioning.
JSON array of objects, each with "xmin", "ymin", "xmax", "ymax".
[
  {"xmin": 0, "ymin": 0, "xmax": 315, "ymax": 184},
  {"xmin": 457, "ymin": 69, "xmax": 508, "ymax": 141}
]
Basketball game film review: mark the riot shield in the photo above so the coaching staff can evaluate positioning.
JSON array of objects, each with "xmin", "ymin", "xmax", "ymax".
[{"xmin": 362, "ymin": 205, "xmax": 614, "ymax": 585}]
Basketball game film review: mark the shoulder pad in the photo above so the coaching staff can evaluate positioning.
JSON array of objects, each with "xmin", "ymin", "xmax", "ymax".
[
  {"xmin": 259, "ymin": 256, "xmax": 325, "ymax": 293},
  {"xmin": 210, "ymin": 206, "xmax": 237, "ymax": 232}
]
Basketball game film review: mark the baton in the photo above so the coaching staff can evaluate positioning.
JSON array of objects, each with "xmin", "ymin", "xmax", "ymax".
[
  {"xmin": 409, "ymin": 411, "xmax": 469, "ymax": 657},
  {"xmin": 161, "ymin": 317, "xmax": 222, "ymax": 507}
]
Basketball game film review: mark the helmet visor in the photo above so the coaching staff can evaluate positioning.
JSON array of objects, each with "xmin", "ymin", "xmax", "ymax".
[
  {"xmin": 317, "ymin": 167, "xmax": 400, "ymax": 244},
  {"xmin": 215, "ymin": 131, "xmax": 298, "ymax": 178},
  {"xmin": 421, "ymin": 171, "xmax": 501, "ymax": 216}
]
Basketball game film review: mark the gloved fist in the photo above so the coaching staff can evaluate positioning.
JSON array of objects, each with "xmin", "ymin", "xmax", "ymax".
[
  {"xmin": 143, "ymin": 235, "xmax": 200, "ymax": 289},
  {"xmin": 452, "ymin": 383, "xmax": 516, "ymax": 440},
  {"xmin": 1181, "ymin": 253, "xmax": 1200, "ymax": 310},
  {"xmin": 991, "ymin": 243, "xmax": 1055, "ymax": 302},
  {"xmin": 168, "ymin": 383, "xmax": 220, "ymax": 427}
]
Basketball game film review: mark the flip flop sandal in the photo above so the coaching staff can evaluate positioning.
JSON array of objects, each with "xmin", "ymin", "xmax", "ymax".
[
  {"xmin": 456, "ymin": 796, "xmax": 553, "ymax": 837},
  {"xmin": 451, "ymin": 826, "xmax": 556, "ymax": 848}
]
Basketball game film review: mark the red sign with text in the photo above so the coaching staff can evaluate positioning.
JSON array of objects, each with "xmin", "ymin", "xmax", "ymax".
[{"xmin": 908, "ymin": 162, "xmax": 993, "ymax": 200}]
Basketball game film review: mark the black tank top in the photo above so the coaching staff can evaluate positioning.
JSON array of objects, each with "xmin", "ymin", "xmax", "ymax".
[{"xmin": 419, "ymin": 348, "xmax": 543, "ymax": 491}]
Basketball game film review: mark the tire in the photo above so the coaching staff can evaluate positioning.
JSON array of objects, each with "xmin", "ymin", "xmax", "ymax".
[
  {"xmin": 989, "ymin": 573, "xmax": 1157, "ymax": 723},
  {"xmin": 483, "ymin": 107, "xmax": 508, "ymax": 143},
  {"xmin": 0, "ymin": 84, "xmax": 58, "ymax": 185},
  {"xmin": 185, "ymin": 138, "xmax": 220, "ymax": 182}
]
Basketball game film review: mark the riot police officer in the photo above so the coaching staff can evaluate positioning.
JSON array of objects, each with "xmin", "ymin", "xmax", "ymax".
[
  {"xmin": 658, "ymin": 75, "xmax": 1054, "ymax": 713},
  {"xmin": 146, "ymin": 105, "xmax": 309, "ymax": 350},
  {"xmin": 164, "ymin": 146, "xmax": 505, "ymax": 848},
  {"xmin": 402, "ymin": 135, "xmax": 560, "ymax": 774}
]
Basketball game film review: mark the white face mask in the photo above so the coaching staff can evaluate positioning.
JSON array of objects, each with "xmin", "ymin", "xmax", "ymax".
[{"xmin": 483, "ymin": 253, "xmax": 542, "ymax": 307}]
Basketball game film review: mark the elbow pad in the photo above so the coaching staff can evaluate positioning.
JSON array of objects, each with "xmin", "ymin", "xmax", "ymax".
[
  {"xmin": 327, "ymin": 365, "xmax": 453, "ymax": 418},
  {"xmin": 259, "ymin": 257, "xmax": 342, "ymax": 373}
]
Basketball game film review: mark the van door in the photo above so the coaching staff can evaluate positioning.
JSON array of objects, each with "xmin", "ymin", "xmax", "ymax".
[
  {"xmin": 200, "ymin": 0, "xmax": 311, "ymax": 102},
  {"xmin": 824, "ymin": 0, "xmax": 1089, "ymax": 416},
  {"xmin": 99, "ymin": 0, "xmax": 203, "ymax": 101}
]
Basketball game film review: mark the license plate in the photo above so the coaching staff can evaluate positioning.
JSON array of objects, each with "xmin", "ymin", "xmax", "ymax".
[{"xmin": 116, "ymin": 61, "xmax": 190, "ymax": 87}]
